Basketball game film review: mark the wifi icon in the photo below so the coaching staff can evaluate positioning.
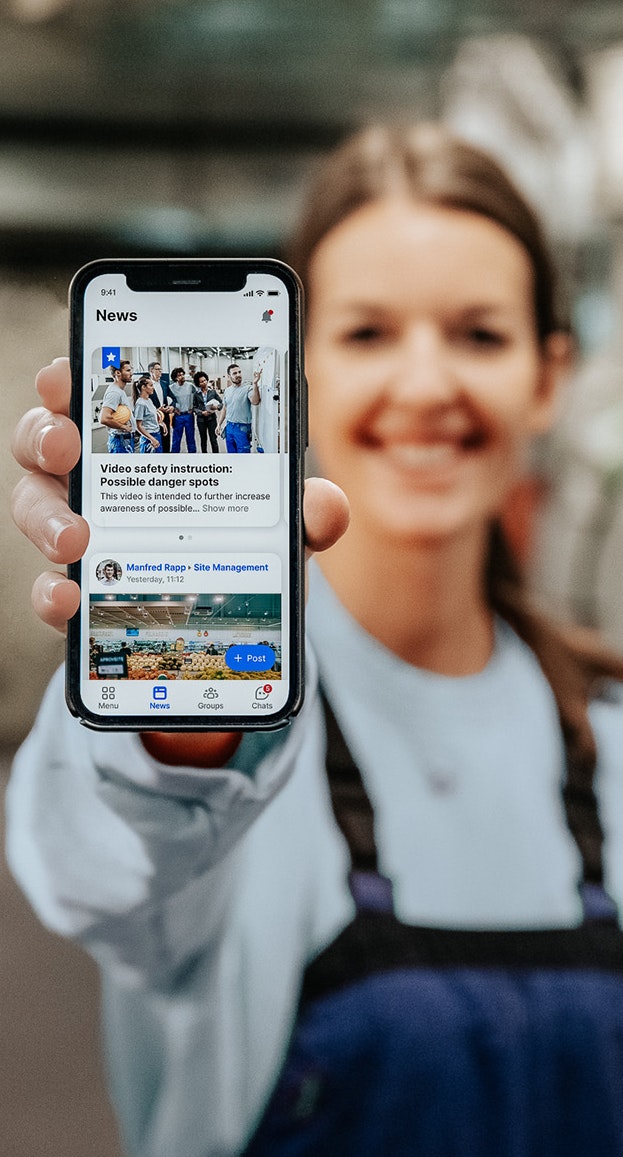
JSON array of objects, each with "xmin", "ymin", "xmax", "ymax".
[{"xmin": 256, "ymin": 289, "xmax": 265, "ymax": 297}]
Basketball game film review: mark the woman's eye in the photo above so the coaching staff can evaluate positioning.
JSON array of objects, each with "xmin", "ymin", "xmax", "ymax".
[
  {"xmin": 464, "ymin": 327, "xmax": 507, "ymax": 348},
  {"xmin": 342, "ymin": 325, "xmax": 386, "ymax": 344}
]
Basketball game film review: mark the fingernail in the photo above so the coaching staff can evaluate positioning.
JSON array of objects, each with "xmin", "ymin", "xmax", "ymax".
[
  {"xmin": 40, "ymin": 572, "xmax": 64, "ymax": 606},
  {"xmin": 45, "ymin": 515, "xmax": 77, "ymax": 553},
  {"xmin": 35, "ymin": 421, "xmax": 61, "ymax": 467}
]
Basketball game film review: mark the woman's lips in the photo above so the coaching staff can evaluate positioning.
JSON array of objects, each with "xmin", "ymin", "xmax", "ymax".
[
  {"xmin": 384, "ymin": 442, "xmax": 458, "ymax": 469},
  {"xmin": 363, "ymin": 430, "xmax": 486, "ymax": 470}
]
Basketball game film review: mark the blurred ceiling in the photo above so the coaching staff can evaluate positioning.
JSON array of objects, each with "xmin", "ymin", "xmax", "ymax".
[
  {"xmin": 2, "ymin": 0, "xmax": 623, "ymax": 268},
  {"xmin": 90, "ymin": 592, "xmax": 282, "ymax": 629}
]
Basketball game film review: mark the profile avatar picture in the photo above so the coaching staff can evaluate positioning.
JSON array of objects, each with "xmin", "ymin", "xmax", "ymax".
[{"xmin": 96, "ymin": 559, "xmax": 122, "ymax": 585}]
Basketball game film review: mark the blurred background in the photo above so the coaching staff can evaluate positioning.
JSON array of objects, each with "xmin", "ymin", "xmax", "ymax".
[{"xmin": 4, "ymin": 1, "xmax": 623, "ymax": 1153}]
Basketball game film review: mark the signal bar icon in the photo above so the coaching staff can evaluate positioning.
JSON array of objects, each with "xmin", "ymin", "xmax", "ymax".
[{"xmin": 243, "ymin": 290, "xmax": 254, "ymax": 297}]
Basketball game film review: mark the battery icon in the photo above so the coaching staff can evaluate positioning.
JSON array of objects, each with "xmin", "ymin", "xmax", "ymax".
[{"xmin": 267, "ymin": 290, "xmax": 280, "ymax": 296}]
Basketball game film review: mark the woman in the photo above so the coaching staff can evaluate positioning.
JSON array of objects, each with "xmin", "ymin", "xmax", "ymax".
[
  {"xmin": 192, "ymin": 370, "xmax": 222, "ymax": 453},
  {"xmin": 133, "ymin": 374, "xmax": 163, "ymax": 453},
  {"xmin": 9, "ymin": 126, "xmax": 623, "ymax": 1156}
]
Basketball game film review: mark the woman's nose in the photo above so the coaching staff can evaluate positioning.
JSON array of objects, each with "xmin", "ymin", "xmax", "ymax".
[{"xmin": 393, "ymin": 325, "xmax": 457, "ymax": 406}]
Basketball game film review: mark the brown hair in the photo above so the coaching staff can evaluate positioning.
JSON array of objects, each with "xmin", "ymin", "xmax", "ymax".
[
  {"xmin": 133, "ymin": 375, "xmax": 152, "ymax": 403},
  {"xmin": 291, "ymin": 124, "xmax": 623, "ymax": 881},
  {"xmin": 290, "ymin": 124, "xmax": 560, "ymax": 339}
]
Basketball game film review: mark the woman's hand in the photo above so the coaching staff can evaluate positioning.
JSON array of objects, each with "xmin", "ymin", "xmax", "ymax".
[
  {"xmin": 11, "ymin": 359, "xmax": 87, "ymax": 629},
  {"xmin": 11, "ymin": 357, "xmax": 350, "ymax": 766}
]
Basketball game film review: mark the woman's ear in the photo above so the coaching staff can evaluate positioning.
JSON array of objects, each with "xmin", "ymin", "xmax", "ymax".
[{"xmin": 529, "ymin": 330, "xmax": 575, "ymax": 435}]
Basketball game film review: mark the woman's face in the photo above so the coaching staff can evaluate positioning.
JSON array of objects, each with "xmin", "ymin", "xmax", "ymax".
[{"xmin": 305, "ymin": 199, "xmax": 565, "ymax": 546}]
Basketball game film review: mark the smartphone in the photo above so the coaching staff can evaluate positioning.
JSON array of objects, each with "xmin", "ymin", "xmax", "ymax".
[{"xmin": 66, "ymin": 258, "xmax": 305, "ymax": 731}]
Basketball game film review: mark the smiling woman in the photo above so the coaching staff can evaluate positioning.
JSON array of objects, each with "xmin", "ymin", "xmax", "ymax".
[
  {"xmin": 306, "ymin": 201, "xmax": 559, "ymax": 551},
  {"xmin": 9, "ymin": 125, "xmax": 623, "ymax": 1157},
  {"xmin": 295, "ymin": 126, "xmax": 571, "ymax": 672}
]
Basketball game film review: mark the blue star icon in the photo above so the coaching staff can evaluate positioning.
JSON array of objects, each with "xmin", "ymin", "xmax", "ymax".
[{"xmin": 102, "ymin": 346, "xmax": 121, "ymax": 370}]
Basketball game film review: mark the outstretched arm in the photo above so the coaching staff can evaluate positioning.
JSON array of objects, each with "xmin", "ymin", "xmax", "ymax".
[{"xmin": 11, "ymin": 357, "xmax": 350, "ymax": 768}]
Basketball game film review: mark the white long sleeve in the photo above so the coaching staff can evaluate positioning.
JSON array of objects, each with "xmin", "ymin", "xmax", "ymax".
[{"xmin": 5, "ymin": 663, "xmax": 317, "ymax": 986}]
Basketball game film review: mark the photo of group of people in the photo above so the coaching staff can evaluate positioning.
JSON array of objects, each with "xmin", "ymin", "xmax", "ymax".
[
  {"xmin": 88, "ymin": 592, "xmax": 282, "ymax": 682},
  {"xmin": 90, "ymin": 345, "xmax": 281, "ymax": 456}
]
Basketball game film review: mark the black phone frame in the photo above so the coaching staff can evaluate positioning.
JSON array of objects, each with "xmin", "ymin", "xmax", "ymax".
[{"xmin": 66, "ymin": 257, "xmax": 306, "ymax": 732}]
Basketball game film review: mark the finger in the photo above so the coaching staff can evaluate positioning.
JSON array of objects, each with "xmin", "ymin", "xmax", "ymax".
[
  {"xmin": 303, "ymin": 477, "xmax": 350, "ymax": 556},
  {"xmin": 11, "ymin": 473, "xmax": 89, "ymax": 564},
  {"xmin": 141, "ymin": 731, "xmax": 243, "ymax": 768},
  {"xmin": 35, "ymin": 357, "xmax": 71, "ymax": 415},
  {"xmin": 31, "ymin": 572, "xmax": 81, "ymax": 632},
  {"xmin": 11, "ymin": 407, "xmax": 81, "ymax": 476}
]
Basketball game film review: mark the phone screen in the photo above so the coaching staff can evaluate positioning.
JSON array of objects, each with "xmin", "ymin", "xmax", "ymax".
[{"xmin": 67, "ymin": 259, "xmax": 305, "ymax": 730}]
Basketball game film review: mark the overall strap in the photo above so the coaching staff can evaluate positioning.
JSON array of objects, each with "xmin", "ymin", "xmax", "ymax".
[
  {"xmin": 320, "ymin": 688, "xmax": 619, "ymax": 926},
  {"xmin": 564, "ymin": 738, "xmax": 619, "ymax": 923},
  {"xmin": 321, "ymin": 691, "xmax": 394, "ymax": 912}
]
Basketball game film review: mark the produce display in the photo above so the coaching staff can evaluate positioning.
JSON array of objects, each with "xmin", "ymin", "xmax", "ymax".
[{"xmin": 89, "ymin": 645, "xmax": 281, "ymax": 681}]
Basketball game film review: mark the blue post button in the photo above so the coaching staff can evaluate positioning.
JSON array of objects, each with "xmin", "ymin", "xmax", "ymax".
[{"xmin": 225, "ymin": 645, "xmax": 275, "ymax": 672}]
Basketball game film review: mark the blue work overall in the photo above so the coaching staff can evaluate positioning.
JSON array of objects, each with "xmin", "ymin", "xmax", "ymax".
[{"xmin": 244, "ymin": 693, "xmax": 623, "ymax": 1156}]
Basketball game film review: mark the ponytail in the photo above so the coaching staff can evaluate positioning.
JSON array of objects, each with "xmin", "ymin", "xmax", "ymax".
[{"xmin": 488, "ymin": 522, "xmax": 623, "ymax": 882}]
